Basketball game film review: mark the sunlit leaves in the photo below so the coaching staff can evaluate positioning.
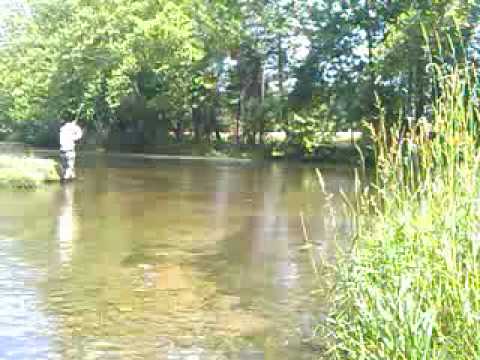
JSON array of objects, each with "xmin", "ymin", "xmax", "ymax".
[{"xmin": 0, "ymin": 0, "xmax": 226, "ymax": 124}]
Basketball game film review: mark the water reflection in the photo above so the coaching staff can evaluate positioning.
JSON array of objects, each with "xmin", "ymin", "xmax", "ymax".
[
  {"xmin": 57, "ymin": 183, "xmax": 77, "ymax": 265},
  {"xmin": 0, "ymin": 155, "xmax": 354, "ymax": 359},
  {"xmin": 0, "ymin": 238, "xmax": 51, "ymax": 359}
]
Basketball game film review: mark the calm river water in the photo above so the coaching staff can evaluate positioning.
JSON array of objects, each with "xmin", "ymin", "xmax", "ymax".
[{"xmin": 0, "ymin": 153, "xmax": 353, "ymax": 359}]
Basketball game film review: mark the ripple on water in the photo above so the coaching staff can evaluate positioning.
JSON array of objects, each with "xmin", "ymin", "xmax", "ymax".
[
  {"xmin": 0, "ymin": 238, "xmax": 53, "ymax": 359},
  {"xmin": 0, "ymin": 161, "xmax": 351, "ymax": 359}
]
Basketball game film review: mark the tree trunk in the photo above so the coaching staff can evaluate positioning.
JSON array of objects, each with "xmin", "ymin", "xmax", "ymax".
[
  {"xmin": 365, "ymin": 0, "xmax": 376, "ymax": 126},
  {"xmin": 212, "ymin": 105, "xmax": 221, "ymax": 142},
  {"xmin": 192, "ymin": 106, "xmax": 201, "ymax": 143},
  {"xmin": 237, "ymin": 53, "xmax": 244, "ymax": 145},
  {"xmin": 277, "ymin": 32, "xmax": 287, "ymax": 127},
  {"xmin": 235, "ymin": 97, "xmax": 241, "ymax": 145},
  {"xmin": 204, "ymin": 107, "xmax": 212, "ymax": 144},
  {"xmin": 214, "ymin": 75, "xmax": 222, "ymax": 142},
  {"xmin": 175, "ymin": 119, "xmax": 183, "ymax": 142},
  {"xmin": 407, "ymin": 67, "xmax": 414, "ymax": 118},
  {"xmin": 415, "ymin": 61, "xmax": 426, "ymax": 120},
  {"xmin": 259, "ymin": 62, "xmax": 266, "ymax": 145}
]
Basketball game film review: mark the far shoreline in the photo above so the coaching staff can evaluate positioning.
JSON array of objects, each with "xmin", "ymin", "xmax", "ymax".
[{"xmin": 1, "ymin": 140, "xmax": 368, "ymax": 165}]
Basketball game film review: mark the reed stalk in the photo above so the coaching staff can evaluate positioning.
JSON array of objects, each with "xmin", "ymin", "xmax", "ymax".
[{"xmin": 325, "ymin": 60, "xmax": 480, "ymax": 358}]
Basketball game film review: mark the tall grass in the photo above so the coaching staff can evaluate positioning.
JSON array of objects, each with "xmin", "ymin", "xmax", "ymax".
[{"xmin": 327, "ymin": 63, "xmax": 480, "ymax": 358}]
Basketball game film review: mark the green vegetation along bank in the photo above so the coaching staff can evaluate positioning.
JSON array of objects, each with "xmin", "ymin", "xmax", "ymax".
[
  {"xmin": 1, "ymin": 1, "xmax": 478, "ymax": 160},
  {"xmin": 0, "ymin": 155, "xmax": 60, "ymax": 188},
  {"xmin": 321, "ymin": 64, "xmax": 480, "ymax": 358}
]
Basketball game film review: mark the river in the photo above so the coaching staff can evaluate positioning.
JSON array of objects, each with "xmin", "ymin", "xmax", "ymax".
[{"xmin": 0, "ymin": 153, "xmax": 354, "ymax": 359}]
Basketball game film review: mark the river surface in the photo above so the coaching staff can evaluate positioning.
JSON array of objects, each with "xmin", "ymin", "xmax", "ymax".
[{"xmin": 0, "ymin": 153, "xmax": 354, "ymax": 359}]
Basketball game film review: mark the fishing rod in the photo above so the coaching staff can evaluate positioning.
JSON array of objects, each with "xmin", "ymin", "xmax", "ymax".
[
  {"xmin": 74, "ymin": 103, "xmax": 85, "ymax": 123},
  {"xmin": 73, "ymin": 102, "xmax": 88, "ymax": 147}
]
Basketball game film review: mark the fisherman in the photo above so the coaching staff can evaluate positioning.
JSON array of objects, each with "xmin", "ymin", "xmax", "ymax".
[{"xmin": 59, "ymin": 118, "xmax": 83, "ymax": 181}]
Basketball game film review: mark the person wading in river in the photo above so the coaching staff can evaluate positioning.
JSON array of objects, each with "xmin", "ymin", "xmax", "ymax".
[{"xmin": 59, "ymin": 118, "xmax": 83, "ymax": 181}]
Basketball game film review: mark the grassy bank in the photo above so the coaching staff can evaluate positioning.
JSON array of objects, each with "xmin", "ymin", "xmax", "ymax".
[
  {"xmin": 323, "ymin": 64, "xmax": 480, "ymax": 358},
  {"xmin": 0, "ymin": 155, "xmax": 60, "ymax": 189}
]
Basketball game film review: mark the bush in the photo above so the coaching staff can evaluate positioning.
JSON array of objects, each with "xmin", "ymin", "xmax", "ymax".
[
  {"xmin": 0, "ymin": 123, "xmax": 13, "ymax": 141},
  {"xmin": 286, "ymin": 113, "xmax": 335, "ymax": 155},
  {"xmin": 15, "ymin": 120, "xmax": 60, "ymax": 147}
]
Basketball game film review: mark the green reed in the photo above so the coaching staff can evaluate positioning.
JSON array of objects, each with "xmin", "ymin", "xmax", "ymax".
[{"xmin": 326, "ymin": 62, "xmax": 480, "ymax": 358}]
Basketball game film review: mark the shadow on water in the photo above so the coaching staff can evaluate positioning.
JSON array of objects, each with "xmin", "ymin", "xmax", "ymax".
[{"xmin": 0, "ymin": 152, "xmax": 354, "ymax": 359}]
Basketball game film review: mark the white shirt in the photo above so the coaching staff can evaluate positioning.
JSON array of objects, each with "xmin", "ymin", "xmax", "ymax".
[{"xmin": 59, "ymin": 122, "xmax": 83, "ymax": 151}]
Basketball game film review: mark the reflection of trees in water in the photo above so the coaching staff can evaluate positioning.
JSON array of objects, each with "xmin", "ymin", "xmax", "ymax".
[
  {"xmin": 0, "ymin": 161, "xmax": 354, "ymax": 358},
  {"xmin": 40, "ymin": 167, "xmax": 271, "ymax": 358},
  {"xmin": 195, "ymin": 165, "xmax": 321, "ymax": 355},
  {"xmin": 0, "ymin": 187, "xmax": 80, "ymax": 358},
  {"xmin": 208, "ymin": 164, "xmax": 355, "ymax": 354}
]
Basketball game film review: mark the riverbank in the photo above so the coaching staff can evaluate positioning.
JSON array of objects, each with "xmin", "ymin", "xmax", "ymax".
[
  {"xmin": 324, "ymin": 66, "xmax": 480, "ymax": 358},
  {"xmin": 3, "ymin": 129, "xmax": 367, "ymax": 163},
  {"xmin": 105, "ymin": 130, "xmax": 366, "ymax": 163},
  {"xmin": 0, "ymin": 154, "xmax": 60, "ymax": 188},
  {"xmin": 2, "ymin": 140, "xmax": 369, "ymax": 165},
  {"xmin": 102, "ymin": 141, "xmax": 369, "ymax": 164}
]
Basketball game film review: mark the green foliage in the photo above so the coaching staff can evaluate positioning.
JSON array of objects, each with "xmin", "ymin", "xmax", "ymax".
[
  {"xmin": 0, "ymin": 0, "xmax": 228, "ymax": 123},
  {"xmin": 0, "ymin": 155, "xmax": 60, "ymax": 188},
  {"xmin": 324, "ymin": 61, "xmax": 480, "ymax": 358},
  {"xmin": 286, "ymin": 114, "xmax": 333, "ymax": 155},
  {"xmin": 286, "ymin": 104, "xmax": 336, "ymax": 155},
  {"xmin": 291, "ymin": 0, "xmax": 478, "ymax": 131},
  {"xmin": 16, "ymin": 120, "xmax": 59, "ymax": 146},
  {"xmin": 0, "ymin": 0, "xmax": 479, "ymax": 156}
]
